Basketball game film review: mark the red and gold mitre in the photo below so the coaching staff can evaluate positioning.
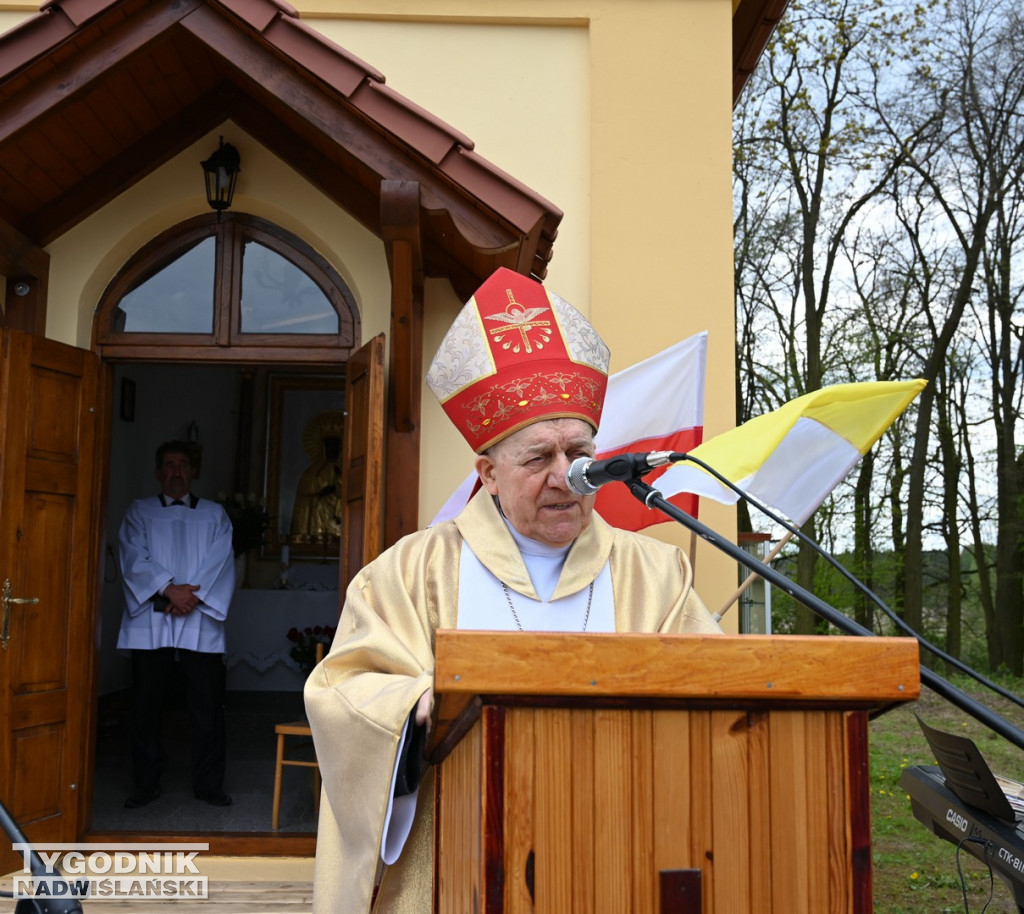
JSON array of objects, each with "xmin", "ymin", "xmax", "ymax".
[{"xmin": 427, "ymin": 268, "xmax": 611, "ymax": 453}]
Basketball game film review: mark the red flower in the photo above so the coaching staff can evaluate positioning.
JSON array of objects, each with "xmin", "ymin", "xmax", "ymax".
[{"xmin": 286, "ymin": 624, "xmax": 337, "ymax": 674}]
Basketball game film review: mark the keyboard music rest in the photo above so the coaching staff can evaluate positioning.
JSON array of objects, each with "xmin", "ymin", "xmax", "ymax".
[{"xmin": 901, "ymin": 764, "xmax": 1024, "ymax": 913}]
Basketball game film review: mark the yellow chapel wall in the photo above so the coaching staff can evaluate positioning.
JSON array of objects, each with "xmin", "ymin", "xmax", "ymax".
[
  {"xmin": 0, "ymin": 1, "xmax": 739, "ymax": 620},
  {"xmin": 297, "ymin": 2, "xmax": 740, "ymax": 617}
]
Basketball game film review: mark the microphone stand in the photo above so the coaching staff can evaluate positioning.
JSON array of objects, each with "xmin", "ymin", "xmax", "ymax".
[{"xmin": 625, "ymin": 478, "xmax": 1024, "ymax": 753}]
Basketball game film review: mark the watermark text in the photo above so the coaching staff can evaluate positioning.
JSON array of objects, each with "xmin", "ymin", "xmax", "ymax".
[{"xmin": 11, "ymin": 843, "xmax": 209, "ymax": 901}]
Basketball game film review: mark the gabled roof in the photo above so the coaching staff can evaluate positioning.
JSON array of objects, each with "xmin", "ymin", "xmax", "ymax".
[
  {"xmin": 0, "ymin": 0, "xmax": 562, "ymax": 298},
  {"xmin": 0, "ymin": 0, "xmax": 787, "ymax": 298}
]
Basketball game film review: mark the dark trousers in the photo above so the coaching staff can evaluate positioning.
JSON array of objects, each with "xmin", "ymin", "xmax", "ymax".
[{"xmin": 129, "ymin": 648, "xmax": 226, "ymax": 797}]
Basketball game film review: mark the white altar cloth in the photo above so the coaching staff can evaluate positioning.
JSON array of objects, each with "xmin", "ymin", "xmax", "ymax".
[{"xmin": 225, "ymin": 588, "xmax": 339, "ymax": 690}]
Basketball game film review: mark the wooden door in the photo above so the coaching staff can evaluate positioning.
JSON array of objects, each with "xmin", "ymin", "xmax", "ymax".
[
  {"xmin": 0, "ymin": 330, "xmax": 101, "ymax": 872},
  {"xmin": 340, "ymin": 333, "xmax": 385, "ymax": 590}
]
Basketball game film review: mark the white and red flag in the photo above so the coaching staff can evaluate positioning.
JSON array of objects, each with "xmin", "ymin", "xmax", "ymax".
[
  {"xmin": 430, "ymin": 332, "xmax": 708, "ymax": 531},
  {"xmin": 590, "ymin": 332, "xmax": 706, "ymax": 530}
]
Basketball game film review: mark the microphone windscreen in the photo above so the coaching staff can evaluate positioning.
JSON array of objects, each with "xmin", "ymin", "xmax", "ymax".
[{"xmin": 566, "ymin": 458, "xmax": 598, "ymax": 496}]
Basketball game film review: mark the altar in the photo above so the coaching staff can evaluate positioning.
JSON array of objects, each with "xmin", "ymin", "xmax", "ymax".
[{"xmin": 225, "ymin": 589, "xmax": 339, "ymax": 690}]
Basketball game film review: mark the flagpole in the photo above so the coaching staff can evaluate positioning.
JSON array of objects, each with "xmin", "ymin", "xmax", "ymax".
[
  {"xmin": 627, "ymin": 478, "xmax": 1024, "ymax": 754},
  {"xmin": 715, "ymin": 530, "xmax": 794, "ymax": 620}
]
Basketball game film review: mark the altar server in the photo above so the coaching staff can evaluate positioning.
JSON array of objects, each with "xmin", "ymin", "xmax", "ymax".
[{"xmin": 117, "ymin": 439, "xmax": 236, "ymax": 809}]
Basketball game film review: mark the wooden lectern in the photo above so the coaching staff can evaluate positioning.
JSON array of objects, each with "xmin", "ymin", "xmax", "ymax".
[{"xmin": 428, "ymin": 631, "xmax": 920, "ymax": 914}]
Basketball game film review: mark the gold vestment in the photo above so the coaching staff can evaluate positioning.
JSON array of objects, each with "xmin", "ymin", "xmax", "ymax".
[{"xmin": 304, "ymin": 489, "xmax": 721, "ymax": 913}]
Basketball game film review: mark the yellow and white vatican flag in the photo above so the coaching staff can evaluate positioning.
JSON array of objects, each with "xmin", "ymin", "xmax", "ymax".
[{"xmin": 656, "ymin": 380, "xmax": 927, "ymax": 525}]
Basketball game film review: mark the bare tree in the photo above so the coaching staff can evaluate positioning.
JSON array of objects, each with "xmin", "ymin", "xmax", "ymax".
[
  {"xmin": 836, "ymin": 222, "xmax": 930, "ymax": 629},
  {"xmin": 883, "ymin": 0, "xmax": 1024, "ymax": 667},
  {"xmin": 733, "ymin": 0, "xmax": 937, "ymax": 632},
  {"xmin": 979, "ymin": 183, "xmax": 1024, "ymax": 669},
  {"xmin": 957, "ymin": 346, "xmax": 998, "ymax": 659}
]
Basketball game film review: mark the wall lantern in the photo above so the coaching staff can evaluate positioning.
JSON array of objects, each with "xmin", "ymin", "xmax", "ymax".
[{"xmin": 201, "ymin": 137, "xmax": 241, "ymax": 218}]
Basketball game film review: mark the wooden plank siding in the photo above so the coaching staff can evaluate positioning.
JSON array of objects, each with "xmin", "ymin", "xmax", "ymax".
[
  {"xmin": 432, "ymin": 632, "xmax": 920, "ymax": 913},
  {"xmin": 438, "ymin": 704, "xmax": 869, "ymax": 914}
]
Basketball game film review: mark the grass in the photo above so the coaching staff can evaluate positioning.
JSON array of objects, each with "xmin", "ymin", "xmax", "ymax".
[{"xmin": 870, "ymin": 670, "xmax": 1024, "ymax": 913}]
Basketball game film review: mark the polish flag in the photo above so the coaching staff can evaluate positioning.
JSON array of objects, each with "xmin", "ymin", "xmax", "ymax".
[
  {"xmin": 591, "ymin": 332, "xmax": 706, "ymax": 530},
  {"xmin": 430, "ymin": 332, "xmax": 708, "ymax": 531}
]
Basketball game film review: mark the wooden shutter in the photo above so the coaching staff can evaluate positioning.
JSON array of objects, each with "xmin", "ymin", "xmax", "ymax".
[{"xmin": 340, "ymin": 334, "xmax": 385, "ymax": 591}]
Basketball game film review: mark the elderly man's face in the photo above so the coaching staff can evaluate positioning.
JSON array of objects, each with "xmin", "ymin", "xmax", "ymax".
[
  {"xmin": 155, "ymin": 451, "xmax": 194, "ymax": 500},
  {"xmin": 475, "ymin": 418, "xmax": 597, "ymax": 548}
]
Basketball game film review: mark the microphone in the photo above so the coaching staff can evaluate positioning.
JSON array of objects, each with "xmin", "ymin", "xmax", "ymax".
[{"xmin": 565, "ymin": 451, "xmax": 679, "ymax": 496}]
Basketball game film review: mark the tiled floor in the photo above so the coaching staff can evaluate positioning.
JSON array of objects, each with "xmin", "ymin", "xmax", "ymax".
[{"xmin": 90, "ymin": 690, "xmax": 318, "ymax": 834}]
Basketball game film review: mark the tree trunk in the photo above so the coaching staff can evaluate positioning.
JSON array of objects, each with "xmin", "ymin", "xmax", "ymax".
[
  {"xmin": 936, "ymin": 378, "xmax": 962, "ymax": 664},
  {"xmin": 852, "ymin": 450, "xmax": 875, "ymax": 631}
]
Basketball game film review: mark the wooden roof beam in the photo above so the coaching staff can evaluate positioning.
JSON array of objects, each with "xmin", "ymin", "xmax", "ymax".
[
  {"xmin": 0, "ymin": 1, "xmax": 203, "ymax": 145},
  {"xmin": 732, "ymin": 0, "xmax": 791, "ymax": 102},
  {"xmin": 0, "ymin": 216, "xmax": 49, "ymax": 335},
  {"xmin": 178, "ymin": 3, "xmax": 527, "ymax": 254},
  {"xmin": 21, "ymin": 88, "xmax": 232, "ymax": 245},
  {"xmin": 381, "ymin": 179, "xmax": 424, "ymax": 547},
  {"xmin": 381, "ymin": 179, "xmax": 424, "ymax": 434}
]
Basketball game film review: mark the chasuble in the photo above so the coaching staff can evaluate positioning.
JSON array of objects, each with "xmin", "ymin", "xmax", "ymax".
[{"xmin": 304, "ymin": 488, "xmax": 720, "ymax": 914}]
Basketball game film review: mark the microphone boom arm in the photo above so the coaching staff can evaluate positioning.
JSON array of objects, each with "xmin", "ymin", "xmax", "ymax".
[{"xmin": 626, "ymin": 478, "xmax": 1024, "ymax": 753}]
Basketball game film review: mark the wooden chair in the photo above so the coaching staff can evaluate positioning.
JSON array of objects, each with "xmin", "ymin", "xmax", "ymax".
[{"xmin": 271, "ymin": 642, "xmax": 324, "ymax": 830}]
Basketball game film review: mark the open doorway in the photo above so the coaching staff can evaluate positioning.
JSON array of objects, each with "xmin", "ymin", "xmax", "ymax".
[{"xmin": 90, "ymin": 362, "xmax": 343, "ymax": 834}]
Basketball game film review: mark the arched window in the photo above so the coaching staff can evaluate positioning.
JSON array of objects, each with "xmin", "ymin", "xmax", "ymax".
[{"xmin": 94, "ymin": 214, "xmax": 359, "ymax": 362}]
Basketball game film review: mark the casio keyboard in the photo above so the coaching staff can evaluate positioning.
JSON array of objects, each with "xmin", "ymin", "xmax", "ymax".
[{"xmin": 901, "ymin": 715, "xmax": 1024, "ymax": 913}]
